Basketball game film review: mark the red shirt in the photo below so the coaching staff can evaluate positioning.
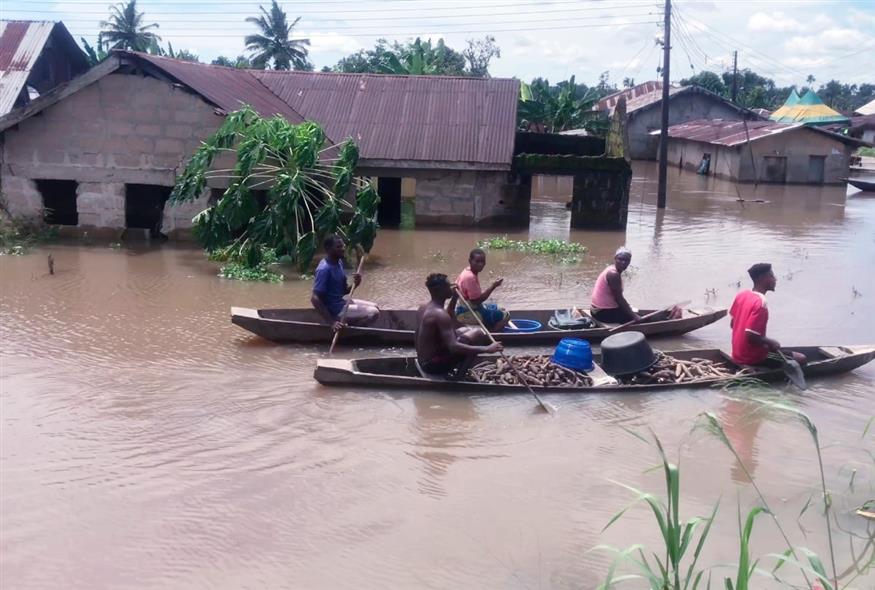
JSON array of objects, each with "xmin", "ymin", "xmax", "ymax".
[{"xmin": 729, "ymin": 290, "xmax": 769, "ymax": 365}]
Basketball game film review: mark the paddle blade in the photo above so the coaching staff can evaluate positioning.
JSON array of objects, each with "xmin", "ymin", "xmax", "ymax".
[{"xmin": 781, "ymin": 354, "xmax": 807, "ymax": 390}]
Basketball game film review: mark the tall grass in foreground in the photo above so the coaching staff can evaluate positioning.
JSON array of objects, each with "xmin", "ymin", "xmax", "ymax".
[{"xmin": 596, "ymin": 403, "xmax": 874, "ymax": 589}]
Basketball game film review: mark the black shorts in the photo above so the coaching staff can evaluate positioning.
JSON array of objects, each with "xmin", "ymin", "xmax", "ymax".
[
  {"xmin": 420, "ymin": 354, "xmax": 466, "ymax": 376},
  {"xmin": 591, "ymin": 307, "xmax": 635, "ymax": 324}
]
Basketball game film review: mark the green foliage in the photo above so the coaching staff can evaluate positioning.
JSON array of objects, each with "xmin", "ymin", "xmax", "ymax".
[
  {"xmin": 332, "ymin": 37, "xmax": 472, "ymax": 76},
  {"xmin": 80, "ymin": 37, "xmax": 108, "ymax": 66},
  {"xmin": 597, "ymin": 427, "xmax": 834, "ymax": 590},
  {"xmin": 218, "ymin": 261, "xmax": 283, "ymax": 282},
  {"xmin": 518, "ymin": 76, "xmax": 609, "ymax": 135},
  {"xmin": 245, "ymin": 0, "xmax": 311, "ymax": 70},
  {"xmin": 680, "ymin": 71, "xmax": 727, "ymax": 96},
  {"xmin": 681, "ymin": 68, "xmax": 874, "ymax": 111},
  {"xmin": 171, "ymin": 106, "xmax": 379, "ymax": 274},
  {"xmin": 0, "ymin": 210, "xmax": 58, "ymax": 255},
  {"xmin": 858, "ymin": 147, "xmax": 875, "ymax": 158},
  {"xmin": 99, "ymin": 0, "xmax": 160, "ymax": 52},
  {"xmin": 598, "ymin": 431, "xmax": 718, "ymax": 590},
  {"xmin": 478, "ymin": 236, "xmax": 586, "ymax": 262},
  {"xmin": 212, "ymin": 55, "xmax": 253, "ymax": 69}
]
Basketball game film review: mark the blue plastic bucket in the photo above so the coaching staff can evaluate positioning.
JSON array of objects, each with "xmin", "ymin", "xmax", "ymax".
[
  {"xmin": 503, "ymin": 319, "xmax": 542, "ymax": 333},
  {"xmin": 551, "ymin": 338, "xmax": 594, "ymax": 371}
]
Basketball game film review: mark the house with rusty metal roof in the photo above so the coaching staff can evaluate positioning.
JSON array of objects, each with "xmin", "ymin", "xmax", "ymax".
[
  {"xmin": 0, "ymin": 20, "xmax": 89, "ymax": 117},
  {"xmin": 589, "ymin": 81, "xmax": 759, "ymax": 160},
  {"xmin": 656, "ymin": 119, "xmax": 865, "ymax": 184},
  {"xmin": 0, "ymin": 50, "xmax": 531, "ymax": 235}
]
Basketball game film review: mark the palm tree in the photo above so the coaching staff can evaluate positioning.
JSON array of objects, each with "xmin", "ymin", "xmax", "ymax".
[
  {"xmin": 245, "ymin": 0, "xmax": 311, "ymax": 70},
  {"xmin": 99, "ymin": 0, "xmax": 160, "ymax": 52}
]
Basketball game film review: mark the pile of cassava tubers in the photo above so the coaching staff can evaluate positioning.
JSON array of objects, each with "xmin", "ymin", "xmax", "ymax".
[
  {"xmin": 617, "ymin": 351, "xmax": 748, "ymax": 385},
  {"xmin": 468, "ymin": 355, "xmax": 593, "ymax": 387}
]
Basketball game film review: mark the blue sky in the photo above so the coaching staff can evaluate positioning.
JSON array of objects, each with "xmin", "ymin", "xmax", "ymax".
[{"xmin": 6, "ymin": 0, "xmax": 874, "ymax": 87}]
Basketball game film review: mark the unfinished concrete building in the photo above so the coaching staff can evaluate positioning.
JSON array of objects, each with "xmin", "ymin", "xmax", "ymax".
[
  {"xmin": 594, "ymin": 81, "xmax": 760, "ymax": 160},
  {"xmin": 663, "ymin": 119, "xmax": 864, "ymax": 184},
  {"xmin": 0, "ymin": 51, "xmax": 527, "ymax": 236}
]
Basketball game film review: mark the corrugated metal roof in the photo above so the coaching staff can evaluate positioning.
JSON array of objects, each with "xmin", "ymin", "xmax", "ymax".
[
  {"xmin": 597, "ymin": 80, "xmax": 666, "ymax": 113},
  {"xmin": 660, "ymin": 119, "xmax": 803, "ymax": 146},
  {"xmin": 129, "ymin": 52, "xmax": 305, "ymax": 124},
  {"xmin": 659, "ymin": 118, "xmax": 861, "ymax": 148},
  {"xmin": 857, "ymin": 97, "xmax": 875, "ymax": 116},
  {"xmin": 0, "ymin": 20, "xmax": 55, "ymax": 115},
  {"xmin": 253, "ymin": 70, "xmax": 519, "ymax": 166}
]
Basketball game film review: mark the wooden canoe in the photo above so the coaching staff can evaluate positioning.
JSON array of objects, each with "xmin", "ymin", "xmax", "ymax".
[
  {"xmin": 231, "ymin": 306, "xmax": 728, "ymax": 346},
  {"xmin": 847, "ymin": 177, "xmax": 875, "ymax": 192},
  {"xmin": 314, "ymin": 345, "xmax": 875, "ymax": 393}
]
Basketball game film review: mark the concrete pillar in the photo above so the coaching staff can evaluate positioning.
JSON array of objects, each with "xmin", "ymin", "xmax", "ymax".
[
  {"xmin": 570, "ymin": 168, "xmax": 631, "ymax": 230},
  {"xmin": 77, "ymin": 182, "xmax": 125, "ymax": 229},
  {"xmin": 0, "ymin": 175, "xmax": 43, "ymax": 217},
  {"xmin": 162, "ymin": 189, "xmax": 211, "ymax": 236}
]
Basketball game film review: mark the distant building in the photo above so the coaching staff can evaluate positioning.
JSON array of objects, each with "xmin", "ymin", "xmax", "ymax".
[
  {"xmin": 847, "ymin": 115, "xmax": 875, "ymax": 146},
  {"xmin": 660, "ymin": 119, "xmax": 865, "ymax": 185},
  {"xmin": 854, "ymin": 97, "xmax": 875, "ymax": 116},
  {"xmin": 588, "ymin": 81, "xmax": 759, "ymax": 160},
  {"xmin": 770, "ymin": 89, "xmax": 849, "ymax": 126},
  {"xmin": 0, "ymin": 20, "xmax": 89, "ymax": 116}
]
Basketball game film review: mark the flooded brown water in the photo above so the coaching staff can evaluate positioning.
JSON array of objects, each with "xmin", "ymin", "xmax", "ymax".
[{"xmin": 2, "ymin": 162, "xmax": 874, "ymax": 589}]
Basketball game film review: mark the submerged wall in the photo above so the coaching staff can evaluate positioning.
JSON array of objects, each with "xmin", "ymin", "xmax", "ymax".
[
  {"xmin": 1, "ymin": 72, "xmax": 223, "ymax": 236},
  {"xmin": 629, "ymin": 93, "xmax": 748, "ymax": 160}
]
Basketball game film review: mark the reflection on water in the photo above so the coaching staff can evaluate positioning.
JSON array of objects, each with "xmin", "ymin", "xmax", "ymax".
[{"xmin": 2, "ymin": 163, "xmax": 874, "ymax": 589}]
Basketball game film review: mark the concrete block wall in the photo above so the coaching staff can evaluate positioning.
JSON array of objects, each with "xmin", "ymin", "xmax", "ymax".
[
  {"xmin": 1, "ymin": 72, "xmax": 222, "ymax": 233},
  {"xmin": 629, "ymin": 93, "xmax": 750, "ymax": 160},
  {"xmin": 570, "ymin": 168, "xmax": 632, "ymax": 229},
  {"xmin": 411, "ymin": 169, "xmax": 525, "ymax": 226}
]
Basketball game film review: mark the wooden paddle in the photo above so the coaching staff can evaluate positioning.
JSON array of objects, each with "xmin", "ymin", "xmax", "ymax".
[
  {"xmin": 328, "ymin": 253, "xmax": 366, "ymax": 354},
  {"xmin": 454, "ymin": 289, "xmax": 555, "ymax": 415},
  {"xmin": 779, "ymin": 350, "xmax": 807, "ymax": 390},
  {"xmin": 607, "ymin": 300, "xmax": 692, "ymax": 334}
]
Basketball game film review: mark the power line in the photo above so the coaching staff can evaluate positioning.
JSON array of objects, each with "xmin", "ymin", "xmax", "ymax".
[
  {"xmin": 71, "ymin": 20, "xmax": 662, "ymax": 39},
  {"xmin": 7, "ymin": 10, "xmax": 659, "ymax": 26}
]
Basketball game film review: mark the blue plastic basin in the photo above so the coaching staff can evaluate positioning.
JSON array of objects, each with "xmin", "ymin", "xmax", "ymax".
[
  {"xmin": 503, "ymin": 319, "xmax": 542, "ymax": 333},
  {"xmin": 551, "ymin": 338, "xmax": 594, "ymax": 371}
]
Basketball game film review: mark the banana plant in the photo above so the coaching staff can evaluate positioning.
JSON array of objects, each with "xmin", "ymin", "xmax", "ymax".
[{"xmin": 170, "ymin": 106, "xmax": 379, "ymax": 271}]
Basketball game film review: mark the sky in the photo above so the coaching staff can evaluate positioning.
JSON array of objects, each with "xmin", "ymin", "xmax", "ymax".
[{"xmin": 5, "ymin": 0, "xmax": 874, "ymax": 88}]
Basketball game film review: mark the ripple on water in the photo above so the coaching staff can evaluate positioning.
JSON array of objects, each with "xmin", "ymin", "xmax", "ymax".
[{"xmin": 2, "ymin": 168, "xmax": 875, "ymax": 589}]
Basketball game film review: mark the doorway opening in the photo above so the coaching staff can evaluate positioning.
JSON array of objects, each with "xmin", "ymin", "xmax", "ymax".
[
  {"xmin": 762, "ymin": 156, "xmax": 787, "ymax": 183},
  {"xmin": 808, "ymin": 155, "xmax": 825, "ymax": 184},
  {"xmin": 377, "ymin": 177, "xmax": 402, "ymax": 226},
  {"xmin": 36, "ymin": 179, "xmax": 79, "ymax": 225},
  {"xmin": 125, "ymin": 184, "xmax": 171, "ymax": 235}
]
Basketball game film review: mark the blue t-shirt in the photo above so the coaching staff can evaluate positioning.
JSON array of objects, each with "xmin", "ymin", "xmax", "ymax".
[{"xmin": 313, "ymin": 258, "xmax": 347, "ymax": 317}]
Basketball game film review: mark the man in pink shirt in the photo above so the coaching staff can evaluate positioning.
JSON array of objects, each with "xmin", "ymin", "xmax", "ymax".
[
  {"xmin": 729, "ymin": 262, "xmax": 806, "ymax": 366},
  {"xmin": 455, "ymin": 248, "xmax": 510, "ymax": 331}
]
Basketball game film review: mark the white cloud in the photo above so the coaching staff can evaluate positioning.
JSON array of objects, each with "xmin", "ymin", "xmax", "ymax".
[
  {"xmin": 302, "ymin": 32, "xmax": 360, "ymax": 55},
  {"xmin": 747, "ymin": 11, "xmax": 805, "ymax": 33},
  {"xmin": 785, "ymin": 28, "xmax": 875, "ymax": 55}
]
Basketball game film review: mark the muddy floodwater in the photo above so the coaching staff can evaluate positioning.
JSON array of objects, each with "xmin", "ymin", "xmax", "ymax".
[{"xmin": 2, "ymin": 163, "xmax": 874, "ymax": 589}]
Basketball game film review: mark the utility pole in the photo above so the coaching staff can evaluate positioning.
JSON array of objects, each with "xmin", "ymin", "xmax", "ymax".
[
  {"xmin": 656, "ymin": 0, "xmax": 671, "ymax": 209},
  {"xmin": 731, "ymin": 50, "xmax": 738, "ymax": 103}
]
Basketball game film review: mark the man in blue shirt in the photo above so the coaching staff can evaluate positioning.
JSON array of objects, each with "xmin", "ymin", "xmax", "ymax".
[{"xmin": 311, "ymin": 235, "xmax": 379, "ymax": 331}]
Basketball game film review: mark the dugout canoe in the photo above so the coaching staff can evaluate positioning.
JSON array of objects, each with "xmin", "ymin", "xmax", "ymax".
[
  {"xmin": 314, "ymin": 345, "xmax": 875, "ymax": 393},
  {"xmin": 231, "ymin": 306, "xmax": 728, "ymax": 346},
  {"xmin": 847, "ymin": 177, "xmax": 875, "ymax": 192}
]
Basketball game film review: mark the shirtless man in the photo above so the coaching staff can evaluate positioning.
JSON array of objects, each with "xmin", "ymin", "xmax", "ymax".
[{"xmin": 416, "ymin": 273, "xmax": 502, "ymax": 377}]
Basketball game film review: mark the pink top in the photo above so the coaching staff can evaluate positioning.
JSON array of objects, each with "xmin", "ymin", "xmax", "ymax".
[
  {"xmin": 591, "ymin": 266, "xmax": 619, "ymax": 309},
  {"xmin": 456, "ymin": 267, "xmax": 482, "ymax": 300}
]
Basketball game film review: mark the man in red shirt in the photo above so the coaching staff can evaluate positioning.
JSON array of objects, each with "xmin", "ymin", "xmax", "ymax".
[{"xmin": 729, "ymin": 263, "xmax": 806, "ymax": 366}]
